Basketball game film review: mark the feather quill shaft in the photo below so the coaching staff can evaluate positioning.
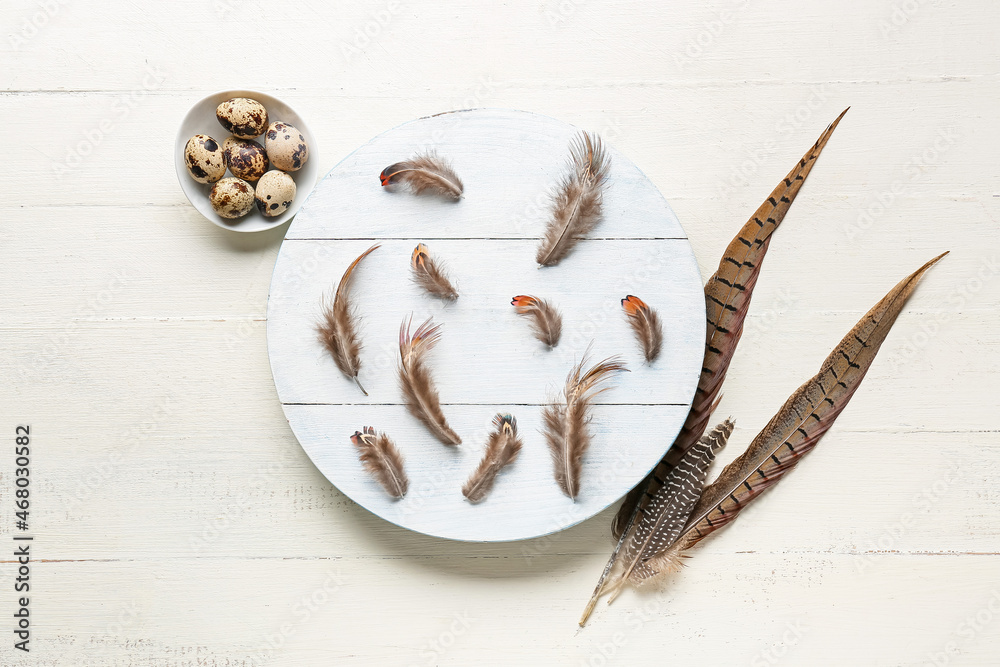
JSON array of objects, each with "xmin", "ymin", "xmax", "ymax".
[
  {"xmin": 611, "ymin": 108, "xmax": 850, "ymax": 542},
  {"xmin": 398, "ymin": 316, "xmax": 462, "ymax": 445},
  {"xmin": 462, "ymin": 414, "xmax": 523, "ymax": 503},
  {"xmin": 536, "ymin": 132, "xmax": 610, "ymax": 266},
  {"xmin": 544, "ymin": 354, "xmax": 627, "ymax": 499},
  {"xmin": 512, "ymin": 295, "xmax": 562, "ymax": 348},
  {"xmin": 641, "ymin": 252, "xmax": 948, "ymax": 580},
  {"xmin": 316, "ymin": 244, "xmax": 381, "ymax": 395},
  {"xmin": 351, "ymin": 427, "xmax": 409, "ymax": 499},
  {"xmin": 412, "ymin": 243, "xmax": 459, "ymax": 300},
  {"xmin": 380, "ymin": 153, "xmax": 463, "ymax": 200},
  {"xmin": 622, "ymin": 295, "xmax": 663, "ymax": 362}
]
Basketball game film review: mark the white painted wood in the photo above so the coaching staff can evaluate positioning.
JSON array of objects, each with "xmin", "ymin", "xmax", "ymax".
[
  {"xmin": 2, "ymin": 0, "xmax": 999, "ymax": 663},
  {"xmin": 266, "ymin": 109, "xmax": 705, "ymax": 540}
]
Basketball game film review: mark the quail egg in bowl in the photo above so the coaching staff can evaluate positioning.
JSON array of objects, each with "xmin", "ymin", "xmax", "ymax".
[{"xmin": 174, "ymin": 90, "xmax": 319, "ymax": 232}]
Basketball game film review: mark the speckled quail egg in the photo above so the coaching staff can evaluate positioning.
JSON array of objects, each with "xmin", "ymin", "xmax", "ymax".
[
  {"xmin": 255, "ymin": 170, "xmax": 297, "ymax": 217},
  {"xmin": 183, "ymin": 134, "xmax": 226, "ymax": 184},
  {"xmin": 265, "ymin": 121, "xmax": 309, "ymax": 172},
  {"xmin": 222, "ymin": 137, "xmax": 269, "ymax": 182},
  {"xmin": 209, "ymin": 177, "xmax": 255, "ymax": 219},
  {"xmin": 216, "ymin": 97, "xmax": 268, "ymax": 139}
]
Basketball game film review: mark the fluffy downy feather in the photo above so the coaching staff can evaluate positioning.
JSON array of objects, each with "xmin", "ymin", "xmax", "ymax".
[
  {"xmin": 316, "ymin": 244, "xmax": 380, "ymax": 395},
  {"xmin": 380, "ymin": 153, "xmax": 463, "ymax": 200},
  {"xmin": 351, "ymin": 426, "xmax": 409, "ymax": 499},
  {"xmin": 512, "ymin": 295, "xmax": 562, "ymax": 348},
  {"xmin": 622, "ymin": 295, "xmax": 663, "ymax": 362},
  {"xmin": 398, "ymin": 316, "xmax": 462, "ymax": 445},
  {"xmin": 536, "ymin": 132, "xmax": 610, "ymax": 266},
  {"xmin": 462, "ymin": 414, "xmax": 523, "ymax": 503},
  {"xmin": 543, "ymin": 353, "xmax": 627, "ymax": 499},
  {"xmin": 411, "ymin": 243, "xmax": 459, "ymax": 300}
]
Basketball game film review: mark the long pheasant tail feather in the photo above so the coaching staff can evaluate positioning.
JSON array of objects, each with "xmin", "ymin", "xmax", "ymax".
[
  {"xmin": 380, "ymin": 152, "xmax": 463, "ymax": 200},
  {"xmin": 536, "ymin": 132, "xmax": 610, "ymax": 267},
  {"xmin": 654, "ymin": 252, "xmax": 947, "ymax": 573},
  {"xmin": 412, "ymin": 243, "xmax": 459, "ymax": 300},
  {"xmin": 317, "ymin": 244, "xmax": 381, "ymax": 396},
  {"xmin": 462, "ymin": 414, "xmax": 523, "ymax": 503},
  {"xmin": 545, "ymin": 354, "xmax": 627, "ymax": 499},
  {"xmin": 398, "ymin": 316, "xmax": 462, "ymax": 445},
  {"xmin": 512, "ymin": 295, "xmax": 563, "ymax": 348},
  {"xmin": 351, "ymin": 427, "xmax": 409, "ymax": 499},
  {"xmin": 611, "ymin": 108, "xmax": 849, "ymax": 541}
]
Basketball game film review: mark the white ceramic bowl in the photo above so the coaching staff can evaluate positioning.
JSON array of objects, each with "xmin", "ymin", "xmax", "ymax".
[{"xmin": 174, "ymin": 90, "xmax": 319, "ymax": 232}]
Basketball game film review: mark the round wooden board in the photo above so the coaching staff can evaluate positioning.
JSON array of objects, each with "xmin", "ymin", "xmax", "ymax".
[{"xmin": 266, "ymin": 108, "xmax": 704, "ymax": 542}]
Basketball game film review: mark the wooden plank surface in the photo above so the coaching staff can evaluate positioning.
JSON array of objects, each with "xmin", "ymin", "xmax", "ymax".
[{"xmin": 1, "ymin": 0, "xmax": 998, "ymax": 664}]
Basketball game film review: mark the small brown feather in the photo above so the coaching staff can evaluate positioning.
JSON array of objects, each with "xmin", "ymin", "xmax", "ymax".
[
  {"xmin": 462, "ymin": 414, "xmax": 523, "ymax": 503},
  {"xmin": 622, "ymin": 295, "xmax": 663, "ymax": 362},
  {"xmin": 316, "ymin": 244, "xmax": 380, "ymax": 395},
  {"xmin": 512, "ymin": 295, "xmax": 562, "ymax": 348},
  {"xmin": 351, "ymin": 427, "xmax": 408, "ymax": 499},
  {"xmin": 380, "ymin": 152, "xmax": 463, "ymax": 200},
  {"xmin": 543, "ymin": 353, "xmax": 628, "ymax": 499},
  {"xmin": 411, "ymin": 244, "xmax": 459, "ymax": 300},
  {"xmin": 536, "ymin": 131, "xmax": 610, "ymax": 266},
  {"xmin": 398, "ymin": 316, "xmax": 462, "ymax": 445}
]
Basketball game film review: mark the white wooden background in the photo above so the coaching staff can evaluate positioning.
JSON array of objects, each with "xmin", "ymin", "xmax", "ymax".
[{"xmin": 2, "ymin": 1, "xmax": 998, "ymax": 665}]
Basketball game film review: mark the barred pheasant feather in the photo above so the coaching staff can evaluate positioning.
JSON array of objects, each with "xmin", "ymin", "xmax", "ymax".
[
  {"xmin": 622, "ymin": 295, "xmax": 663, "ymax": 362},
  {"xmin": 536, "ymin": 132, "xmax": 610, "ymax": 266},
  {"xmin": 316, "ymin": 244, "xmax": 380, "ymax": 395},
  {"xmin": 398, "ymin": 316, "xmax": 462, "ymax": 445},
  {"xmin": 543, "ymin": 353, "xmax": 627, "ymax": 499},
  {"xmin": 581, "ymin": 251, "xmax": 946, "ymax": 625},
  {"xmin": 462, "ymin": 414, "xmax": 523, "ymax": 503},
  {"xmin": 412, "ymin": 243, "xmax": 459, "ymax": 300},
  {"xmin": 350, "ymin": 427, "xmax": 408, "ymax": 499},
  {"xmin": 512, "ymin": 295, "xmax": 562, "ymax": 348},
  {"xmin": 611, "ymin": 108, "xmax": 850, "ymax": 542},
  {"xmin": 380, "ymin": 153, "xmax": 463, "ymax": 200}
]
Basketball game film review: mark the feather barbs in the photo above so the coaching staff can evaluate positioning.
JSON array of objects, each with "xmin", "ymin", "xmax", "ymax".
[
  {"xmin": 411, "ymin": 243, "xmax": 459, "ymax": 300},
  {"xmin": 462, "ymin": 414, "xmax": 523, "ymax": 503},
  {"xmin": 398, "ymin": 316, "xmax": 462, "ymax": 445},
  {"xmin": 351, "ymin": 426, "xmax": 409, "ymax": 499},
  {"xmin": 622, "ymin": 295, "xmax": 663, "ymax": 362},
  {"xmin": 512, "ymin": 295, "xmax": 562, "ymax": 348},
  {"xmin": 380, "ymin": 152, "xmax": 464, "ymax": 200},
  {"xmin": 536, "ymin": 131, "xmax": 610, "ymax": 266},
  {"xmin": 316, "ymin": 244, "xmax": 380, "ymax": 396}
]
